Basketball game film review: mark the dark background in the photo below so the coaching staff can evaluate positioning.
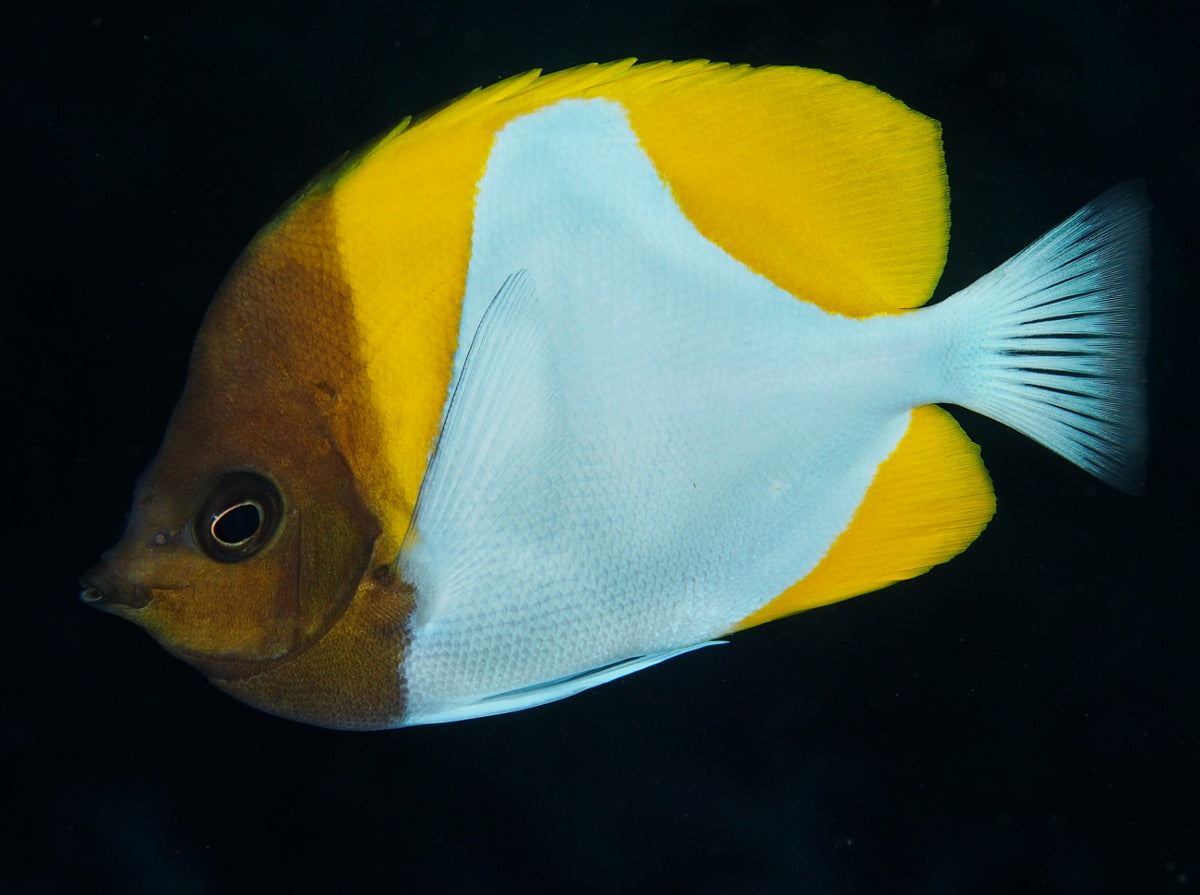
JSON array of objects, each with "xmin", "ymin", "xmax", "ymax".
[{"xmin": 6, "ymin": 1, "xmax": 1197, "ymax": 893}]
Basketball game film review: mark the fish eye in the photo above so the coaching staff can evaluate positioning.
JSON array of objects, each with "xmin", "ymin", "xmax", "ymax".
[{"xmin": 194, "ymin": 471, "xmax": 282, "ymax": 563}]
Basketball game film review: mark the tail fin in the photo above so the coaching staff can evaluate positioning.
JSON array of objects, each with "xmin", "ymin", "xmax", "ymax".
[{"xmin": 938, "ymin": 181, "xmax": 1150, "ymax": 494}]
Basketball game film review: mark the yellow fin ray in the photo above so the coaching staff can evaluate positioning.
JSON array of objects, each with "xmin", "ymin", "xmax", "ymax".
[{"xmin": 731, "ymin": 405, "xmax": 996, "ymax": 631}]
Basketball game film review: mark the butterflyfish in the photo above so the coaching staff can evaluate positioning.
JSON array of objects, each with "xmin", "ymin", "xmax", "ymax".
[{"xmin": 80, "ymin": 60, "xmax": 1149, "ymax": 729}]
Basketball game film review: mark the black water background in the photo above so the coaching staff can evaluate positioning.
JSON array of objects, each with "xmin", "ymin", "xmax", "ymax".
[{"xmin": 5, "ymin": 2, "xmax": 1197, "ymax": 893}]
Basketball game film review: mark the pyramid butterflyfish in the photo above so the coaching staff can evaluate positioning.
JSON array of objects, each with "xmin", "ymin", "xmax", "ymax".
[{"xmin": 81, "ymin": 60, "xmax": 1149, "ymax": 729}]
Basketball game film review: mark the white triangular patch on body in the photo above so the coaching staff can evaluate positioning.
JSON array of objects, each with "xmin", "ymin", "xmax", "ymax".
[{"xmin": 398, "ymin": 99, "xmax": 939, "ymax": 724}]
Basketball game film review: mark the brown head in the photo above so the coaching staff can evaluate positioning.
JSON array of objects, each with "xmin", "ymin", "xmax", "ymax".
[{"xmin": 80, "ymin": 191, "xmax": 414, "ymax": 729}]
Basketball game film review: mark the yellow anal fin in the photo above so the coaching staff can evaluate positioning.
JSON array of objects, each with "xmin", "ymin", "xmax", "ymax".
[{"xmin": 731, "ymin": 405, "xmax": 996, "ymax": 632}]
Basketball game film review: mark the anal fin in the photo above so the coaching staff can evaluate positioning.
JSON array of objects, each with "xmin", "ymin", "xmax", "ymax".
[
  {"xmin": 402, "ymin": 642, "xmax": 723, "ymax": 726},
  {"xmin": 731, "ymin": 405, "xmax": 995, "ymax": 631}
]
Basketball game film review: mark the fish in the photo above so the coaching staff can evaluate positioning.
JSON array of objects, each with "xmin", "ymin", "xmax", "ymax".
[{"xmin": 80, "ymin": 59, "xmax": 1149, "ymax": 730}]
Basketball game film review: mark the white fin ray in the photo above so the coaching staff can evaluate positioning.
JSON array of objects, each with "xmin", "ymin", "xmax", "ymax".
[
  {"xmin": 934, "ymin": 181, "xmax": 1150, "ymax": 493},
  {"xmin": 399, "ymin": 271, "xmax": 563, "ymax": 628}
]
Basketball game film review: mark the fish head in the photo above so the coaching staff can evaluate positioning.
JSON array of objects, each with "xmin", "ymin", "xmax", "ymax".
[
  {"xmin": 82, "ymin": 461, "xmax": 300, "ymax": 676},
  {"xmin": 78, "ymin": 201, "xmax": 411, "ymax": 727},
  {"xmin": 79, "ymin": 392, "xmax": 379, "ymax": 685}
]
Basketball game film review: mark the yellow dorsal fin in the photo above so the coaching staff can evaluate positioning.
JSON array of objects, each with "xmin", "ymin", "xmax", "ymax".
[
  {"xmin": 343, "ymin": 60, "xmax": 949, "ymax": 318},
  {"xmin": 609, "ymin": 63, "xmax": 949, "ymax": 317},
  {"xmin": 731, "ymin": 405, "xmax": 996, "ymax": 631}
]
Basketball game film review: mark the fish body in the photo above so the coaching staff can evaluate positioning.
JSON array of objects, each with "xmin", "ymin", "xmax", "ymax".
[{"xmin": 81, "ymin": 60, "xmax": 1149, "ymax": 729}]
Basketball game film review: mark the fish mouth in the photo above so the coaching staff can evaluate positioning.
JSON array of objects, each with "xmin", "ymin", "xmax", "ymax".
[{"xmin": 79, "ymin": 562, "xmax": 153, "ymax": 611}]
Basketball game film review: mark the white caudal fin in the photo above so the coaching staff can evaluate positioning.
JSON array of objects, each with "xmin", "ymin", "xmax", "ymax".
[{"xmin": 936, "ymin": 181, "xmax": 1150, "ymax": 494}]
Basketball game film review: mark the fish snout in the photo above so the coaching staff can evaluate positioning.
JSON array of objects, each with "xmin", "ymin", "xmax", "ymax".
[{"xmin": 79, "ymin": 562, "xmax": 152, "ymax": 610}]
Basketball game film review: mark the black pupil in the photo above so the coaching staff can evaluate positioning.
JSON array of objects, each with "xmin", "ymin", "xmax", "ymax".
[{"xmin": 212, "ymin": 502, "xmax": 262, "ymax": 545}]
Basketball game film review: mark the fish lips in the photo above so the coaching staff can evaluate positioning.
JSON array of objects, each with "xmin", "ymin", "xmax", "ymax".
[
  {"xmin": 79, "ymin": 561, "xmax": 153, "ymax": 612},
  {"xmin": 78, "ymin": 557, "xmax": 304, "ymax": 682}
]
